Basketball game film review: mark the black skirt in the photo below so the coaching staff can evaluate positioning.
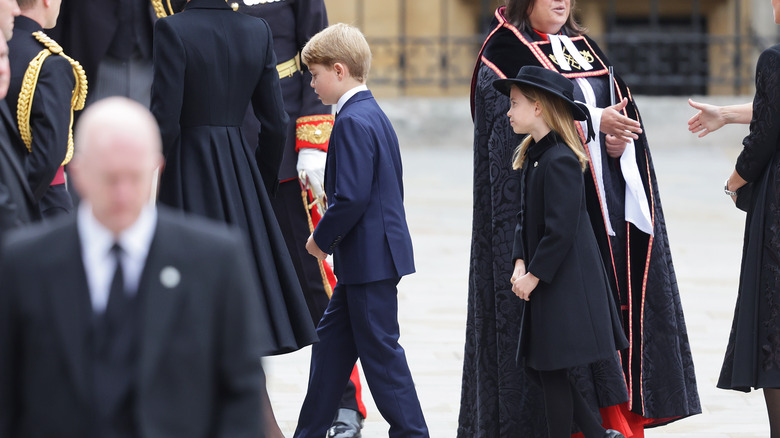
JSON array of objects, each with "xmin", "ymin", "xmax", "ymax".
[
  {"xmin": 159, "ymin": 125, "xmax": 317, "ymax": 355},
  {"xmin": 719, "ymin": 152, "xmax": 780, "ymax": 391}
]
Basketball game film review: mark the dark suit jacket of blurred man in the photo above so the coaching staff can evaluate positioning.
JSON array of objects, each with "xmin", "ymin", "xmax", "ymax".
[{"xmin": 0, "ymin": 207, "xmax": 272, "ymax": 438}]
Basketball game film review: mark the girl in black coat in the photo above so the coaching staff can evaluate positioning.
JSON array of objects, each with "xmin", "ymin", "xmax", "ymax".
[{"xmin": 494, "ymin": 66, "xmax": 628, "ymax": 438}]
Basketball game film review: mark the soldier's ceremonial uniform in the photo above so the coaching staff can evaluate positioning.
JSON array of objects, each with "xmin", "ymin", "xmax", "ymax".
[
  {"xmin": 7, "ymin": 16, "xmax": 87, "ymax": 218},
  {"xmin": 236, "ymin": 0, "xmax": 367, "ymax": 434}
]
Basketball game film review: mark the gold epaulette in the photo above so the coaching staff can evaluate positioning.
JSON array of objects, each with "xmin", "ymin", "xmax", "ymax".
[{"xmin": 17, "ymin": 31, "xmax": 88, "ymax": 166}]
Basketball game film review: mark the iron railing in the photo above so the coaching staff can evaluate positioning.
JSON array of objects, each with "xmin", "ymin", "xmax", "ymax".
[{"xmin": 363, "ymin": 32, "xmax": 777, "ymax": 96}]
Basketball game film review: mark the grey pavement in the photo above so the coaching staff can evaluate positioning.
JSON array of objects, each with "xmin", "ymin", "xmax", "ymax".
[{"xmin": 264, "ymin": 95, "xmax": 769, "ymax": 437}]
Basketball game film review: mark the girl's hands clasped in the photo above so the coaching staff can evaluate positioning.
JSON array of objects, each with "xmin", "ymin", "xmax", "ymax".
[{"xmin": 511, "ymin": 259, "xmax": 539, "ymax": 301}]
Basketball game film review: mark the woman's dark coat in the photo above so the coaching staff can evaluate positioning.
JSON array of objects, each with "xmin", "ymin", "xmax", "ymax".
[
  {"xmin": 513, "ymin": 132, "xmax": 627, "ymax": 371},
  {"xmin": 150, "ymin": 0, "xmax": 317, "ymax": 355},
  {"xmin": 719, "ymin": 43, "xmax": 780, "ymax": 392}
]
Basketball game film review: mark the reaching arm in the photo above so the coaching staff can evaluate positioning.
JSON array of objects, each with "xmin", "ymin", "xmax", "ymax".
[{"xmin": 687, "ymin": 99, "xmax": 752, "ymax": 138}]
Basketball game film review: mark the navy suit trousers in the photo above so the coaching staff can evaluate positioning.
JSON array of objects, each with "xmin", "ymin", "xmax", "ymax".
[{"xmin": 294, "ymin": 278, "xmax": 428, "ymax": 438}]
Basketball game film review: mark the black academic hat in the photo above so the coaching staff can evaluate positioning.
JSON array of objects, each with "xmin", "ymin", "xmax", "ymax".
[{"xmin": 492, "ymin": 65, "xmax": 589, "ymax": 121}]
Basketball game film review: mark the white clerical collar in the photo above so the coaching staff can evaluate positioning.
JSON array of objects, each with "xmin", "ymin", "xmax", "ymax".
[
  {"xmin": 336, "ymin": 84, "xmax": 368, "ymax": 114},
  {"xmin": 77, "ymin": 202, "xmax": 158, "ymax": 262}
]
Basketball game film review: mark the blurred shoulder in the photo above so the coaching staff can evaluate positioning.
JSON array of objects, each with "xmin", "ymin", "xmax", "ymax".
[{"xmin": 1, "ymin": 215, "xmax": 74, "ymax": 257}]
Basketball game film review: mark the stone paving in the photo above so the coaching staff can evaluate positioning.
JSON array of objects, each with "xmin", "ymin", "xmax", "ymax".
[{"xmin": 264, "ymin": 95, "xmax": 771, "ymax": 437}]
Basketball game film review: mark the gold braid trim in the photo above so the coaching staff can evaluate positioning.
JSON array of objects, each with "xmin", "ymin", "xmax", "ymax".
[
  {"xmin": 18, "ymin": 32, "xmax": 88, "ymax": 167},
  {"xmin": 150, "ymin": 0, "xmax": 176, "ymax": 18},
  {"xmin": 151, "ymin": 0, "xmax": 236, "ymax": 17},
  {"xmin": 297, "ymin": 115, "xmax": 335, "ymax": 124},
  {"xmin": 296, "ymin": 122, "xmax": 333, "ymax": 145}
]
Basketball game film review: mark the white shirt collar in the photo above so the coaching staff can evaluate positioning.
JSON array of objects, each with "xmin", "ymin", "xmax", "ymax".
[
  {"xmin": 335, "ymin": 84, "xmax": 368, "ymax": 114},
  {"xmin": 78, "ymin": 202, "xmax": 158, "ymax": 312}
]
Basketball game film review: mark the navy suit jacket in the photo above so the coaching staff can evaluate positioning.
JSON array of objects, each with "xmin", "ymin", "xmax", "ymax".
[{"xmin": 313, "ymin": 90, "xmax": 414, "ymax": 285}]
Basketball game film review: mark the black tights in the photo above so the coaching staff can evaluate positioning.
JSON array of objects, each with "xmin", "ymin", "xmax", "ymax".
[
  {"xmin": 765, "ymin": 388, "xmax": 780, "ymax": 438},
  {"xmin": 538, "ymin": 369, "xmax": 606, "ymax": 438}
]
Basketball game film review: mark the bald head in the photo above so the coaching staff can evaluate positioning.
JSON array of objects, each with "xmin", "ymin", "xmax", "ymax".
[{"xmin": 70, "ymin": 97, "xmax": 163, "ymax": 234}]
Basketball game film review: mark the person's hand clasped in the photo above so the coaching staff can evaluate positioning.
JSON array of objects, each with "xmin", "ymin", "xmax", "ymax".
[
  {"xmin": 305, "ymin": 234, "xmax": 327, "ymax": 260},
  {"xmin": 687, "ymin": 99, "xmax": 725, "ymax": 138},
  {"xmin": 604, "ymin": 134, "xmax": 627, "ymax": 158},
  {"xmin": 512, "ymin": 272, "xmax": 539, "ymax": 302},
  {"xmin": 510, "ymin": 259, "xmax": 526, "ymax": 284},
  {"xmin": 600, "ymin": 98, "xmax": 642, "ymax": 145}
]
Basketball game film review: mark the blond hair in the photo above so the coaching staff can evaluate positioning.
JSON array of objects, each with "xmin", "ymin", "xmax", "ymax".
[
  {"xmin": 301, "ymin": 23, "xmax": 372, "ymax": 82},
  {"xmin": 511, "ymin": 85, "xmax": 588, "ymax": 171}
]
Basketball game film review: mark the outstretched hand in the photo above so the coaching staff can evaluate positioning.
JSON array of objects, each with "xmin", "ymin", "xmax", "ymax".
[
  {"xmin": 687, "ymin": 99, "xmax": 726, "ymax": 138},
  {"xmin": 600, "ymin": 98, "xmax": 642, "ymax": 145}
]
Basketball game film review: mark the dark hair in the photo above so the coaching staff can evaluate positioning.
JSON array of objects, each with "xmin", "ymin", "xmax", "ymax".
[{"xmin": 504, "ymin": 0, "xmax": 585, "ymax": 36}]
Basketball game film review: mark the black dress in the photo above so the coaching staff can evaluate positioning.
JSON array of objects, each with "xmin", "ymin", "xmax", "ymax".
[
  {"xmin": 719, "ymin": 43, "xmax": 780, "ymax": 391},
  {"xmin": 513, "ymin": 132, "xmax": 628, "ymax": 371},
  {"xmin": 150, "ymin": 0, "xmax": 317, "ymax": 354}
]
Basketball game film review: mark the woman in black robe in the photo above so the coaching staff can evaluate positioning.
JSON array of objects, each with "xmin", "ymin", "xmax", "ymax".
[
  {"xmin": 150, "ymin": 0, "xmax": 317, "ymax": 355},
  {"xmin": 459, "ymin": 1, "xmax": 700, "ymax": 437}
]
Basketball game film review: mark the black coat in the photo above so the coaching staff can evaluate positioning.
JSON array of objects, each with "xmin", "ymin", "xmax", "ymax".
[
  {"xmin": 719, "ymin": 43, "xmax": 780, "ymax": 392},
  {"xmin": 0, "ymin": 208, "xmax": 272, "ymax": 437},
  {"xmin": 0, "ymin": 99, "xmax": 38, "ymax": 238},
  {"xmin": 236, "ymin": 0, "xmax": 331, "ymax": 181},
  {"xmin": 512, "ymin": 132, "xmax": 627, "ymax": 371},
  {"xmin": 7, "ymin": 16, "xmax": 74, "ymax": 202},
  {"xmin": 151, "ymin": 0, "xmax": 316, "ymax": 354},
  {"xmin": 49, "ymin": 0, "xmax": 155, "ymax": 93}
]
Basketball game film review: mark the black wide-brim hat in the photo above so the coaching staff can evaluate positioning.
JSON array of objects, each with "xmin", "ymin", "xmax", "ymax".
[{"xmin": 492, "ymin": 66, "xmax": 589, "ymax": 121}]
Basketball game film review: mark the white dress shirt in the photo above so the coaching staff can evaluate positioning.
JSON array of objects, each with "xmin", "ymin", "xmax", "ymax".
[
  {"xmin": 335, "ymin": 84, "xmax": 368, "ymax": 114},
  {"xmin": 77, "ymin": 203, "xmax": 157, "ymax": 313}
]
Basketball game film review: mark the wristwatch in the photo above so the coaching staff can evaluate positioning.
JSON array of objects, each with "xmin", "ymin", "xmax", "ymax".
[{"xmin": 724, "ymin": 179, "xmax": 738, "ymax": 196}]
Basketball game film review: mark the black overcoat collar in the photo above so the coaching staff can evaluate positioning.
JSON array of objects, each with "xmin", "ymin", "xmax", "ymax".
[
  {"xmin": 527, "ymin": 131, "xmax": 560, "ymax": 162},
  {"xmin": 13, "ymin": 15, "xmax": 42, "ymax": 33},
  {"xmin": 185, "ymin": 0, "xmax": 232, "ymax": 10}
]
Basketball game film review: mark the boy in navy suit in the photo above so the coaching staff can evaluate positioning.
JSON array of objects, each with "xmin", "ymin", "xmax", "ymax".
[{"xmin": 294, "ymin": 23, "xmax": 429, "ymax": 438}]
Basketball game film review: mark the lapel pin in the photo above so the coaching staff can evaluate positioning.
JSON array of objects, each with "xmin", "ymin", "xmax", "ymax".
[
  {"xmin": 160, "ymin": 266, "xmax": 181, "ymax": 289},
  {"xmin": 533, "ymin": 161, "xmax": 538, "ymax": 168}
]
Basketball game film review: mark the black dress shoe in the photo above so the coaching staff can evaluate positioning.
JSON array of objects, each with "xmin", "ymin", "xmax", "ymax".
[
  {"xmin": 326, "ymin": 408, "xmax": 363, "ymax": 438},
  {"xmin": 603, "ymin": 429, "xmax": 625, "ymax": 438}
]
